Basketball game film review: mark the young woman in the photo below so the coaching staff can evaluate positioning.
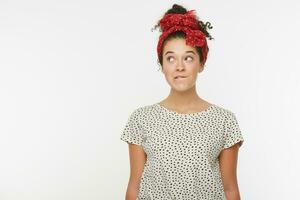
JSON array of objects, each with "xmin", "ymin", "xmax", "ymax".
[{"xmin": 120, "ymin": 4, "xmax": 245, "ymax": 200}]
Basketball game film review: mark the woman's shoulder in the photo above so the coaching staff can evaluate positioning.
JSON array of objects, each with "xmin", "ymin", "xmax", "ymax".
[
  {"xmin": 210, "ymin": 103, "xmax": 238, "ymax": 119},
  {"xmin": 128, "ymin": 103, "xmax": 157, "ymax": 116},
  {"xmin": 140, "ymin": 103, "xmax": 159, "ymax": 112}
]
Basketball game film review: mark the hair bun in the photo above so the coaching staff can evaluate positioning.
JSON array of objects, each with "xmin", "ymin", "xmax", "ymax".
[{"xmin": 170, "ymin": 4, "xmax": 187, "ymax": 14}]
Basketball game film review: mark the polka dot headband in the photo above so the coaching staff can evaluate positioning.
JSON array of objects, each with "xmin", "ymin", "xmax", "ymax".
[{"xmin": 157, "ymin": 10, "xmax": 208, "ymax": 65}]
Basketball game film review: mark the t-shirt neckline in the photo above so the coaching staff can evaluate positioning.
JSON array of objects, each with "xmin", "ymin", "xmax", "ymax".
[{"xmin": 155, "ymin": 103, "xmax": 215, "ymax": 117}]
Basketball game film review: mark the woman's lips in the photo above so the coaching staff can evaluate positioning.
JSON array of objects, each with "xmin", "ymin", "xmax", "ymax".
[{"xmin": 174, "ymin": 76, "xmax": 187, "ymax": 80}]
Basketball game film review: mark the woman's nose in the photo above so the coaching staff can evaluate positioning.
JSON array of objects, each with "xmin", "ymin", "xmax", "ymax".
[{"xmin": 176, "ymin": 60, "xmax": 185, "ymax": 71}]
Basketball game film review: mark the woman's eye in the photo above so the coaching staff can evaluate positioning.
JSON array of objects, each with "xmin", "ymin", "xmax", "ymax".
[
  {"xmin": 185, "ymin": 56, "xmax": 193, "ymax": 61},
  {"xmin": 166, "ymin": 56, "xmax": 193, "ymax": 62},
  {"xmin": 167, "ymin": 57, "xmax": 174, "ymax": 62}
]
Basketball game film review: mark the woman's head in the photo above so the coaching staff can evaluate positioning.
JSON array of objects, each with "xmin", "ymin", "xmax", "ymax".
[
  {"xmin": 152, "ymin": 4, "xmax": 214, "ymax": 92},
  {"xmin": 153, "ymin": 4, "xmax": 214, "ymax": 68}
]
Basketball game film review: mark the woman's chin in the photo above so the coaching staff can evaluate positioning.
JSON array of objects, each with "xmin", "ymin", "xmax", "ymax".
[{"xmin": 170, "ymin": 84, "xmax": 194, "ymax": 92}]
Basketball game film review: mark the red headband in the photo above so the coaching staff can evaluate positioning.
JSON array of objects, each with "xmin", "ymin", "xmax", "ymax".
[{"xmin": 157, "ymin": 10, "xmax": 208, "ymax": 65}]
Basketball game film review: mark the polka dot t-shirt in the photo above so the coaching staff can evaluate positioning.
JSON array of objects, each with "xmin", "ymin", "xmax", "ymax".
[{"xmin": 120, "ymin": 103, "xmax": 244, "ymax": 200}]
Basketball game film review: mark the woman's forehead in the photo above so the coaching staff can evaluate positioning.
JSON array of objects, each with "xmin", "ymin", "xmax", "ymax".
[{"xmin": 163, "ymin": 39, "xmax": 197, "ymax": 54}]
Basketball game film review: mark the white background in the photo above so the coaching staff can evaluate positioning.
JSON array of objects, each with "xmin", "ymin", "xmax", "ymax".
[{"xmin": 0, "ymin": 0, "xmax": 299, "ymax": 199}]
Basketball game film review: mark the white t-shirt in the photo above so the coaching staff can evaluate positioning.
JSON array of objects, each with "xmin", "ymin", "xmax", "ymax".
[{"xmin": 120, "ymin": 103, "xmax": 244, "ymax": 199}]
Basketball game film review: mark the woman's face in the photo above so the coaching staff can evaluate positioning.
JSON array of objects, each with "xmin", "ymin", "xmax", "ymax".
[{"xmin": 161, "ymin": 38, "xmax": 204, "ymax": 92}]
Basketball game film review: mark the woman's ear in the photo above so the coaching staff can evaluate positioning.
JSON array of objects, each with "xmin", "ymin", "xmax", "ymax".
[{"xmin": 198, "ymin": 63, "xmax": 204, "ymax": 73}]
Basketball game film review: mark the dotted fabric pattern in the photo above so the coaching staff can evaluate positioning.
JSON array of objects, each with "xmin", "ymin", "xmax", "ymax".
[{"xmin": 120, "ymin": 103, "xmax": 244, "ymax": 200}]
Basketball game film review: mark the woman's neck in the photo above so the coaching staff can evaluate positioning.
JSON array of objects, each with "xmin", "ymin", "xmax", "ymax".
[{"xmin": 159, "ymin": 85, "xmax": 210, "ymax": 111}]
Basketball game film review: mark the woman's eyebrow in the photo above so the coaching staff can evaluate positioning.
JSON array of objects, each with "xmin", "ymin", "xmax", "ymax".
[
  {"xmin": 185, "ymin": 51, "xmax": 196, "ymax": 55},
  {"xmin": 164, "ymin": 51, "xmax": 174, "ymax": 55},
  {"xmin": 164, "ymin": 50, "xmax": 195, "ymax": 55}
]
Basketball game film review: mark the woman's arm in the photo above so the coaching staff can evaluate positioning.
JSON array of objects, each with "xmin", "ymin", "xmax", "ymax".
[
  {"xmin": 125, "ymin": 143, "xmax": 147, "ymax": 200},
  {"xmin": 218, "ymin": 142, "xmax": 242, "ymax": 200}
]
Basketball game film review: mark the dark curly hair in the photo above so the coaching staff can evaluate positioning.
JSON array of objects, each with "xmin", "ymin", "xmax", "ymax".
[{"xmin": 152, "ymin": 4, "xmax": 214, "ymax": 68}]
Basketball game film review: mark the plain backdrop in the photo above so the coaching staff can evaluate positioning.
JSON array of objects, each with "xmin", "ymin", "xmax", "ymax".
[{"xmin": 0, "ymin": 0, "xmax": 299, "ymax": 199}]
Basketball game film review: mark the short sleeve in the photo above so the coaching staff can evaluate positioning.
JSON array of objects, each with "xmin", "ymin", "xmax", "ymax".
[
  {"xmin": 222, "ymin": 112, "xmax": 244, "ymax": 149},
  {"xmin": 120, "ymin": 108, "xmax": 143, "ymax": 146}
]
